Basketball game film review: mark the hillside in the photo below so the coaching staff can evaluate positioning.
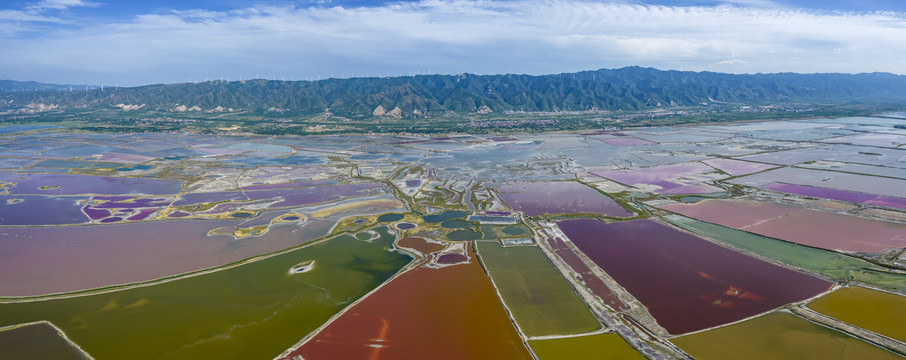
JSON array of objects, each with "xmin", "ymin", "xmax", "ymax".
[{"xmin": 3, "ymin": 67, "xmax": 906, "ymax": 119}]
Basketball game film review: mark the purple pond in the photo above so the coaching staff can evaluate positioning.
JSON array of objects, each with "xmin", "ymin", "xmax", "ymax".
[
  {"xmin": 5, "ymin": 173, "xmax": 182, "ymax": 195},
  {"xmin": 764, "ymin": 183, "xmax": 906, "ymax": 210},
  {"xmin": 497, "ymin": 181, "xmax": 633, "ymax": 217}
]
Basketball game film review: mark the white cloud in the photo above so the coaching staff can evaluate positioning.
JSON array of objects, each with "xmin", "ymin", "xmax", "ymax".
[
  {"xmin": 26, "ymin": 0, "xmax": 100, "ymax": 12},
  {"xmin": 2, "ymin": 0, "xmax": 906, "ymax": 85}
]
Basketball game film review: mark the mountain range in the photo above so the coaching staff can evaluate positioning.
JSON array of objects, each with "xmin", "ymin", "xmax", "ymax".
[{"xmin": 3, "ymin": 67, "xmax": 906, "ymax": 118}]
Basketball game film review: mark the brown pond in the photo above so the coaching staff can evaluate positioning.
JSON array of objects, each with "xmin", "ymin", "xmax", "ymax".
[
  {"xmin": 396, "ymin": 237, "xmax": 444, "ymax": 255},
  {"xmin": 280, "ymin": 244, "xmax": 531, "ymax": 360},
  {"xmin": 557, "ymin": 219, "xmax": 832, "ymax": 335}
]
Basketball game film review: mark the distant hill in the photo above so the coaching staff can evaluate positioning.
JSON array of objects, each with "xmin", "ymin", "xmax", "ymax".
[
  {"xmin": 0, "ymin": 80, "xmax": 100, "ymax": 92},
  {"xmin": 3, "ymin": 67, "xmax": 906, "ymax": 118}
]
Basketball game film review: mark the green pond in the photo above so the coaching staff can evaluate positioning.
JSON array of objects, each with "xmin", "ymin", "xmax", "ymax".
[
  {"xmin": 663, "ymin": 215, "xmax": 906, "ymax": 292},
  {"xmin": 476, "ymin": 242, "xmax": 600, "ymax": 337},
  {"xmin": 480, "ymin": 224, "xmax": 531, "ymax": 240},
  {"xmin": 376, "ymin": 213, "xmax": 404, "ymax": 222},
  {"xmin": 529, "ymin": 333, "xmax": 645, "ymax": 360},
  {"xmin": 440, "ymin": 219, "xmax": 472, "ymax": 229},
  {"xmin": 0, "ymin": 226, "xmax": 412, "ymax": 360},
  {"xmin": 446, "ymin": 229, "xmax": 481, "ymax": 241}
]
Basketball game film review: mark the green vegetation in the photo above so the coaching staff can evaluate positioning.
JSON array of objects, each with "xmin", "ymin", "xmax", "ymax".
[
  {"xmin": 7, "ymin": 68, "xmax": 906, "ymax": 117},
  {"xmin": 808, "ymin": 286, "xmax": 906, "ymax": 343},
  {"xmin": 4, "ymin": 68, "xmax": 906, "ymax": 135},
  {"xmin": 476, "ymin": 241, "xmax": 600, "ymax": 337},
  {"xmin": 672, "ymin": 311, "xmax": 903, "ymax": 360},
  {"xmin": 0, "ymin": 226, "xmax": 412, "ymax": 360},
  {"xmin": 663, "ymin": 215, "xmax": 906, "ymax": 293},
  {"xmin": 529, "ymin": 333, "xmax": 645, "ymax": 360}
]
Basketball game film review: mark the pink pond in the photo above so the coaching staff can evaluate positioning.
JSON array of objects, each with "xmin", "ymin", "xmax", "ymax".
[
  {"xmin": 764, "ymin": 183, "xmax": 906, "ymax": 210},
  {"xmin": 703, "ymin": 158, "xmax": 778, "ymax": 176},
  {"xmin": 557, "ymin": 219, "xmax": 830, "ymax": 335},
  {"xmin": 497, "ymin": 181, "xmax": 633, "ymax": 217},
  {"xmin": 659, "ymin": 199, "xmax": 906, "ymax": 253},
  {"xmin": 602, "ymin": 137, "xmax": 655, "ymax": 147},
  {"xmin": 591, "ymin": 162, "xmax": 724, "ymax": 194},
  {"xmin": 0, "ymin": 218, "xmax": 336, "ymax": 296}
]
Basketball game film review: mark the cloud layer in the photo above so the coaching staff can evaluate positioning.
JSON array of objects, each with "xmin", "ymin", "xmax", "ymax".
[{"xmin": 2, "ymin": 0, "xmax": 906, "ymax": 85}]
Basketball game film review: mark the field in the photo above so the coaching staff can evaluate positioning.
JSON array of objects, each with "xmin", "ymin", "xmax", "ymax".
[
  {"xmin": 476, "ymin": 241, "xmax": 601, "ymax": 336},
  {"xmin": 672, "ymin": 311, "xmax": 903, "ymax": 360}
]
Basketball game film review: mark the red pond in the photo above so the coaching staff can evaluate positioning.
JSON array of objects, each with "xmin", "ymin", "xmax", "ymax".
[
  {"xmin": 557, "ymin": 219, "xmax": 831, "ymax": 335},
  {"xmin": 281, "ymin": 244, "xmax": 531, "ymax": 360}
]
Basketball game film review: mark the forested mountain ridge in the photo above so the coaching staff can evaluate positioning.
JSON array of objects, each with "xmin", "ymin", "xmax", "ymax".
[{"xmin": 3, "ymin": 67, "xmax": 906, "ymax": 118}]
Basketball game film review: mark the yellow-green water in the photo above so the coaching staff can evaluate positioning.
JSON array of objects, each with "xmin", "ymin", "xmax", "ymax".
[
  {"xmin": 672, "ymin": 311, "xmax": 903, "ymax": 360},
  {"xmin": 529, "ymin": 333, "xmax": 645, "ymax": 360},
  {"xmin": 0, "ymin": 226, "xmax": 411, "ymax": 360},
  {"xmin": 809, "ymin": 286, "xmax": 906, "ymax": 343},
  {"xmin": 476, "ymin": 241, "xmax": 600, "ymax": 336}
]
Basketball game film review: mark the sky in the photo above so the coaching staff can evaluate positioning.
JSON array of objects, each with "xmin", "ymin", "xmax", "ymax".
[{"xmin": 2, "ymin": 0, "xmax": 906, "ymax": 86}]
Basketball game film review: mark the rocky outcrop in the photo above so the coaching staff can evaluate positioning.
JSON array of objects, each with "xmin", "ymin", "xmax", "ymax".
[
  {"xmin": 114, "ymin": 104, "xmax": 145, "ymax": 111},
  {"xmin": 372, "ymin": 105, "xmax": 387, "ymax": 116},
  {"xmin": 25, "ymin": 103, "xmax": 59, "ymax": 111},
  {"xmin": 386, "ymin": 106, "xmax": 403, "ymax": 118}
]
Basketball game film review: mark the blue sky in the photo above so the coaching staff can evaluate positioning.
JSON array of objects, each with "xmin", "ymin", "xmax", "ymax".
[{"xmin": 2, "ymin": 0, "xmax": 906, "ymax": 86}]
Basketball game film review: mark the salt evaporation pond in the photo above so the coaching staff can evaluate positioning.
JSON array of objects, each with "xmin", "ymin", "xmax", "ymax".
[
  {"xmin": 0, "ymin": 195, "xmax": 89, "ymax": 225},
  {"xmin": 3, "ymin": 173, "xmax": 182, "ymax": 195},
  {"xmin": 396, "ymin": 237, "xmax": 444, "ymax": 255},
  {"xmin": 673, "ymin": 311, "xmax": 904, "ymax": 360},
  {"xmin": 702, "ymin": 158, "xmax": 778, "ymax": 176},
  {"xmin": 0, "ymin": 219, "xmax": 336, "ymax": 296},
  {"xmin": 245, "ymin": 182, "xmax": 384, "ymax": 208},
  {"xmin": 808, "ymin": 286, "xmax": 906, "ymax": 343},
  {"xmin": 0, "ymin": 322, "xmax": 90, "ymax": 360},
  {"xmin": 476, "ymin": 242, "xmax": 601, "ymax": 337},
  {"xmin": 281, "ymin": 245, "xmax": 531, "ymax": 360},
  {"xmin": 591, "ymin": 162, "xmax": 724, "ymax": 194},
  {"xmin": 557, "ymin": 219, "xmax": 831, "ymax": 335},
  {"xmin": 659, "ymin": 199, "xmax": 906, "ymax": 253},
  {"xmin": 602, "ymin": 137, "xmax": 655, "ymax": 147},
  {"xmin": 529, "ymin": 333, "xmax": 645, "ymax": 360},
  {"xmin": 0, "ymin": 227, "xmax": 411, "ymax": 360},
  {"xmin": 729, "ymin": 166, "xmax": 906, "ymax": 198},
  {"xmin": 497, "ymin": 181, "xmax": 632, "ymax": 217},
  {"xmin": 764, "ymin": 183, "xmax": 906, "ymax": 210}
]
